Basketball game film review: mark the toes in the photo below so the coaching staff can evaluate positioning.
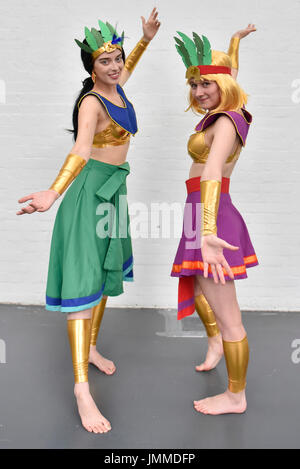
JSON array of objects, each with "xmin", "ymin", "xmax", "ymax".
[
  {"xmin": 102, "ymin": 419, "xmax": 111, "ymax": 431},
  {"xmin": 195, "ymin": 365, "xmax": 203, "ymax": 371},
  {"xmin": 97, "ymin": 424, "xmax": 105, "ymax": 433},
  {"xmin": 99, "ymin": 422, "xmax": 108, "ymax": 433},
  {"xmin": 195, "ymin": 365, "xmax": 206, "ymax": 372}
]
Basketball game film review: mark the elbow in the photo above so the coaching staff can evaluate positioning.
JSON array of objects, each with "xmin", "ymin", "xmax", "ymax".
[{"xmin": 70, "ymin": 144, "xmax": 91, "ymax": 161}]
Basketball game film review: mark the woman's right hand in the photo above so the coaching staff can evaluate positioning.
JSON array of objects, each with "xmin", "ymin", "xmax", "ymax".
[
  {"xmin": 16, "ymin": 190, "xmax": 59, "ymax": 215},
  {"xmin": 232, "ymin": 24, "xmax": 256, "ymax": 39},
  {"xmin": 201, "ymin": 234, "xmax": 239, "ymax": 284}
]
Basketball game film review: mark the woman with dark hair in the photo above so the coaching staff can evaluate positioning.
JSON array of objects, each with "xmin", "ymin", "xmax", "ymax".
[
  {"xmin": 17, "ymin": 9, "xmax": 160, "ymax": 434},
  {"xmin": 171, "ymin": 25, "xmax": 257, "ymax": 415}
]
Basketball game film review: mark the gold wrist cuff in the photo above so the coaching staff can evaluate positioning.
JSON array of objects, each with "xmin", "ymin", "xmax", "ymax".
[
  {"xmin": 49, "ymin": 153, "xmax": 87, "ymax": 195},
  {"xmin": 227, "ymin": 36, "xmax": 240, "ymax": 70},
  {"xmin": 223, "ymin": 336, "xmax": 249, "ymax": 393},
  {"xmin": 200, "ymin": 180, "xmax": 221, "ymax": 236},
  {"xmin": 124, "ymin": 38, "xmax": 149, "ymax": 74}
]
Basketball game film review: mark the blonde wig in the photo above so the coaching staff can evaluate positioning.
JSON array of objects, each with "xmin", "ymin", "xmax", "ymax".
[{"xmin": 187, "ymin": 50, "xmax": 248, "ymax": 115}]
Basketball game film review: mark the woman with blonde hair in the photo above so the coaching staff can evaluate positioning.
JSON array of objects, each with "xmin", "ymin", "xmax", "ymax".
[{"xmin": 171, "ymin": 25, "xmax": 258, "ymax": 414}]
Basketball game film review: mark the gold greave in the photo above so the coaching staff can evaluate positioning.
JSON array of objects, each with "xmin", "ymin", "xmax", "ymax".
[
  {"xmin": 124, "ymin": 37, "xmax": 149, "ymax": 74},
  {"xmin": 223, "ymin": 335, "xmax": 249, "ymax": 393},
  {"xmin": 227, "ymin": 36, "xmax": 240, "ymax": 70},
  {"xmin": 49, "ymin": 153, "xmax": 87, "ymax": 196},
  {"xmin": 200, "ymin": 180, "xmax": 221, "ymax": 236},
  {"xmin": 67, "ymin": 318, "xmax": 91, "ymax": 384},
  {"xmin": 195, "ymin": 294, "xmax": 220, "ymax": 337},
  {"xmin": 90, "ymin": 297, "xmax": 108, "ymax": 346}
]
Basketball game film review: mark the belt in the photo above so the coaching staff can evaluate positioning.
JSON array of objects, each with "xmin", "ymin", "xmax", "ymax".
[
  {"xmin": 186, "ymin": 176, "xmax": 230, "ymax": 194},
  {"xmin": 95, "ymin": 162, "xmax": 130, "ymax": 272}
]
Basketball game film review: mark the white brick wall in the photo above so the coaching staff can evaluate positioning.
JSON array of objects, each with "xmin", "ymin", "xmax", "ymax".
[{"xmin": 1, "ymin": 0, "xmax": 300, "ymax": 311}]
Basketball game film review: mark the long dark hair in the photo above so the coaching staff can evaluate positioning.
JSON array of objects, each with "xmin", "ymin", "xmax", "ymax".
[{"xmin": 69, "ymin": 37, "xmax": 126, "ymax": 141}]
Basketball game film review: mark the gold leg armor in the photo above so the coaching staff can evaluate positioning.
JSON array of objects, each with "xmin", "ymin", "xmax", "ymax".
[
  {"xmin": 90, "ymin": 297, "xmax": 108, "ymax": 346},
  {"xmin": 195, "ymin": 294, "xmax": 220, "ymax": 337},
  {"xmin": 223, "ymin": 335, "xmax": 249, "ymax": 393},
  {"xmin": 67, "ymin": 318, "xmax": 91, "ymax": 383}
]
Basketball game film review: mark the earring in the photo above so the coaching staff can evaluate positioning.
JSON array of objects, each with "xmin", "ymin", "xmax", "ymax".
[{"xmin": 92, "ymin": 71, "xmax": 96, "ymax": 83}]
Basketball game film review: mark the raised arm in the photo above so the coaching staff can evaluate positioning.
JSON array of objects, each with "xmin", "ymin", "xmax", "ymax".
[
  {"xmin": 227, "ymin": 24, "xmax": 256, "ymax": 80},
  {"xmin": 16, "ymin": 97, "xmax": 99, "ymax": 215},
  {"xmin": 200, "ymin": 116, "xmax": 240, "ymax": 283},
  {"xmin": 119, "ymin": 7, "xmax": 161, "ymax": 86}
]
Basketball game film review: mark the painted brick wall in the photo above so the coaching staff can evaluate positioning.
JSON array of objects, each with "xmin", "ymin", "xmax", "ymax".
[{"xmin": 1, "ymin": 0, "xmax": 300, "ymax": 310}]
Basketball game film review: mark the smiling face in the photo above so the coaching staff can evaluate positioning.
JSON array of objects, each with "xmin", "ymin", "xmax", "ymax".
[
  {"xmin": 92, "ymin": 49, "xmax": 124, "ymax": 86},
  {"xmin": 189, "ymin": 78, "xmax": 221, "ymax": 111}
]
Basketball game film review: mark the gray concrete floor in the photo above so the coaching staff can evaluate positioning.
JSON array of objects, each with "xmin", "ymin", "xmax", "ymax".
[{"xmin": 0, "ymin": 304, "xmax": 299, "ymax": 449}]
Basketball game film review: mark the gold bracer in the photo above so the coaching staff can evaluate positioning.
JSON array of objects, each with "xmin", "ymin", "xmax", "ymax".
[
  {"xmin": 49, "ymin": 153, "xmax": 87, "ymax": 195},
  {"xmin": 200, "ymin": 180, "xmax": 221, "ymax": 236},
  {"xmin": 67, "ymin": 318, "xmax": 91, "ymax": 384},
  {"xmin": 195, "ymin": 294, "xmax": 220, "ymax": 337},
  {"xmin": 90, "ymin": 297, "xmax": 108, "ymax": 346},
  {"xmin": 227, "ymin": 36, "xmax": 240, "ymax": 70},
  {"xmin": 124, "ymin": 37, "xmax": 149, "ymax": 74},
  {"xmin": 223, "ymin": 335, "xmax": 249, "ymax": 393}
]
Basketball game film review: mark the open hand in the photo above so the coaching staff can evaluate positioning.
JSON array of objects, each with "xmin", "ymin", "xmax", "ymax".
[
  {"xmin": 16, "ymin": 190, "xmax": 59, "ymax": 215},
  {"xmin": 233, "ymin": 24, "xmax": 257, "ymax": 39},
  {"xmin": 201, "ymin": 234, "xmax": 239, "ymax": 284},
  {"xmin": 141, "ymin": 7, "xmax": 161, "ymax": 42}
]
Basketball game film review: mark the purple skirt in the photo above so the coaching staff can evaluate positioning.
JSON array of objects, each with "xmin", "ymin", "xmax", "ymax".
[{"xmin": 171, "ymin": 177, "xmax": 258, "ymax": 319}]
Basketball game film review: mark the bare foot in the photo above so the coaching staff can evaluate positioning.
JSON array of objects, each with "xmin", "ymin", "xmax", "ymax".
[
  {"xmin": 193, "ymin": 389, "xmax": 247, "ymax": 415},
  {"xmin": 74, "ymin": 382, "xmax": 112, "ymax": 433},
  {"xmin": 195, "ymin": 333, "xmax": 223, "ymax": 372},
  {"xmin": 89, "ymin": 346, "xmax": 116, "ymax": 375}
]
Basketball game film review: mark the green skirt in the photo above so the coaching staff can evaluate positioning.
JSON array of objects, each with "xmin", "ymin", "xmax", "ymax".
[{"xmin": 45, "ymin": 158, "xmax": 133, "ymax": 313}]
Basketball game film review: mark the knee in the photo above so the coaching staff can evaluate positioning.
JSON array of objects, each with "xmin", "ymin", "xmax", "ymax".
[
  {"xmin": 219, "ymin": 323, "xmax": 246, "ymax": 341},
  {"xmin": 67, "ymin": 309, "xmax": 92, "ymax": 320},
  {"xmin": 194, "ymin": 276, "xmax": 203, "ymax": 297}
]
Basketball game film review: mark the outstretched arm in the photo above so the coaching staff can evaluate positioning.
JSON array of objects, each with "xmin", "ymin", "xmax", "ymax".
[
  {"xmin": 16, "ymin": 97, "xmax": 99, "ymax": 215},
  {"xmin": 200, "ymin": 117, "xmax": 240, "ymax": 283},
  {"xmin": 119, "ymin": 7, "xmax": 161, "ymax": 86},
  {"xmin": 228, "ymin": 24, "xmax": 256, "ymax": 80}
]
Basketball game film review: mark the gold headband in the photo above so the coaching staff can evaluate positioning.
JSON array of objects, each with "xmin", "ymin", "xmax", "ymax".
[{"xmin": 92, "ymin": 41, "xmax": 122, "ymax": 60}]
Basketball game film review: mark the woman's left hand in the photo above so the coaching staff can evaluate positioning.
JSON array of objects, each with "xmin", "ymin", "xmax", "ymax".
[
  {"xmin": 141, "ymin": 7, "xmax": 161, "ymax": 42},
  {"xmin": 201, "ymin": 234, "xmax": 239, "ymax": 284},
  {"xmin": 232, "ymin": 23, "xmax": 256, "ymax": 39}
]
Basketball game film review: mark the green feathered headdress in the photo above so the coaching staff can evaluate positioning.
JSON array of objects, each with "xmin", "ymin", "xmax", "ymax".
[
  {"xmin": 75, "ymin": 20, "xmax": 125, "ymax": 59},
  {"xmin": 174, "ymin": 31, "xmax": 232, "ymax": 79},
  {"xmin": 174, "ymin": 31, "xmax": 212, "ymax": 68}
]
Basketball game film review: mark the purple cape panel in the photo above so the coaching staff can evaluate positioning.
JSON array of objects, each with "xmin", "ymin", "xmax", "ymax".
[{"xmin": 195, "ymin": 108, "xmax": 252, "ymax": 146}]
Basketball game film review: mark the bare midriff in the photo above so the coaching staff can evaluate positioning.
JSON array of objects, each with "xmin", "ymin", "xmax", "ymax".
[
  {"xmin": 90, "ymin": 141, "xmax": 130, "ymax": 166},
  {"xmin": 189, "ymin": 159, "xmax": 238, "ymax": 179}
]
